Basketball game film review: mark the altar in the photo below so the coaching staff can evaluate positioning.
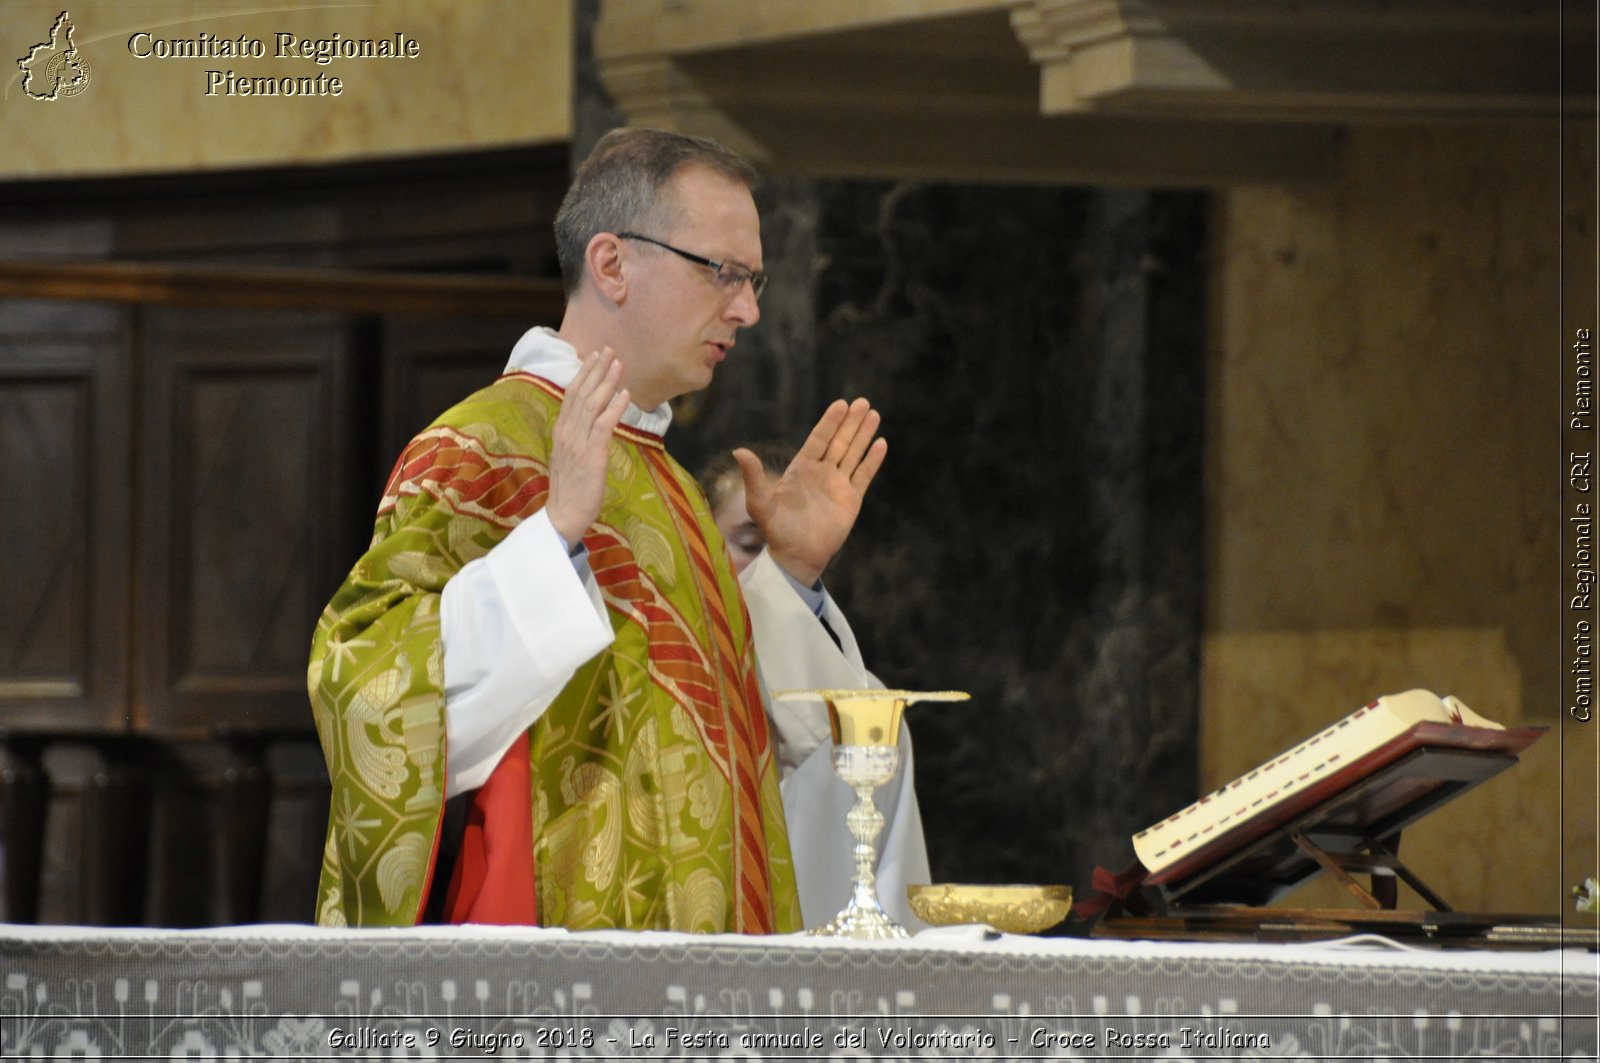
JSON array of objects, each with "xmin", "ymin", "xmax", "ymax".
[{"xmin": 1, "ymin": 924, "xmax": 1594, "ymax": 1059}]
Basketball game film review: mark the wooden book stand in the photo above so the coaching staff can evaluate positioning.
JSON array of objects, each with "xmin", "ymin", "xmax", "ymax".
[{"xmin": 1093, "ymin": 728, "xmax": 1566, "ymax": 945}]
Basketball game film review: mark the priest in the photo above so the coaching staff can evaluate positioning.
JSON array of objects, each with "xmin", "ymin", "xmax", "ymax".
[{"xmin": 308, "ymin": 127, "xmax": 925, "ymax": 932}]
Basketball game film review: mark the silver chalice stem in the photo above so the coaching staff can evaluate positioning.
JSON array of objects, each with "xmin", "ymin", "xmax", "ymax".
[{"xmin": 774, "ymin": 689, "xmax": 970, "ymax": 940}]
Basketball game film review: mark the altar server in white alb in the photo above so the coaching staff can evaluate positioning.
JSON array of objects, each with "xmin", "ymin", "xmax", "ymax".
[
  {"xmin": 309, "ymin": 126, "xmax": 927, "ymax": 933},
  {"xmin": 702, "ymin": 448, "xmax": 931, "ymax": 930}
]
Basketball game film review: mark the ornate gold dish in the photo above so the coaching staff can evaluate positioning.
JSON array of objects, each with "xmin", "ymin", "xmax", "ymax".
[{"xmin": 906, "ymin": 884, "xmax": 1075, "ymax": 935}]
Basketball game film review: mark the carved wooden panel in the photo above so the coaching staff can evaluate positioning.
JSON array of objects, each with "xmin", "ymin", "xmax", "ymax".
[
  {"xmin": 136, "ymin": 309, "xmax": 356, "ymax": 735},
  {"xmin": 36, "ymin": 742, "xmax": 150, "ymax": 926},
  {"xmin": 379, "ymin": 316, "xmax": 533, "ymax": 468},
  {"xmin": 0, "ymin": 302, "xmax": 131, "ymax": 732},
  {"xmin": 0, "ymin": 148, "xmax": 571, "ymax": 928}
]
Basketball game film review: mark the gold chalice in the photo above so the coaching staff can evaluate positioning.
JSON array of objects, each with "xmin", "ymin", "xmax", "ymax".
[{"xmin": 774, "ymin": 688, "xmax": 970, "ymax": 940}]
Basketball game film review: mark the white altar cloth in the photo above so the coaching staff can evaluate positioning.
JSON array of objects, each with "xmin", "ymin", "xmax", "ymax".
[{"xmin": 1, "ymin": 922, "xmax": 1594, "ymax": 1059}]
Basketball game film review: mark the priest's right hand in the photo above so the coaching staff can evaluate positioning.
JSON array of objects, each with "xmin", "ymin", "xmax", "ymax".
[{"xmin": 546, "ymin": 346, "xmax": 629, "ymax": 546}]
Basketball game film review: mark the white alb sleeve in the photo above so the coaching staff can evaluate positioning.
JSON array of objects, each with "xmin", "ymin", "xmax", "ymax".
[
  {"xmin": 740, "ymin": 550, "xmax": 872, "ymax": 772},
  {"xmin": 439, "ymin": 508, "xmax": 613, "ymax": 795}
]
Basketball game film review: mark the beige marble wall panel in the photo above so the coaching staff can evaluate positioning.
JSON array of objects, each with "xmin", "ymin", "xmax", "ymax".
[
  {"xmin": 597, "ymin": 0, "xmax": 1008, "ymax": 55},
  {"xmin": 1204, "ymin": 124, "xmax": 1587, "ymax": 916},
  {"xmin": 1, "ymin": 0, "xmax": 570, "ymax": 179},
  {"xmin": 1566, "ymin": 729, "xmax": 1598, "ymax": 925}
]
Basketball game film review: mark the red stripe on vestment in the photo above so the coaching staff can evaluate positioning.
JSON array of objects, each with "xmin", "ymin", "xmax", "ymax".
[
  {"xmin": 378, "ymin": 426, "xmax": 551, "ymax": 532},
  {"xmin": 642, "ymin": 447, "xmax": 777, "ymax": 933}
]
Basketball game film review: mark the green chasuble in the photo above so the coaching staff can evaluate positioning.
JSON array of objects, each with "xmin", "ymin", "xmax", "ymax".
[{"xmin": 308, "ymin": 371, "xmax": 801, "ymax": 932}]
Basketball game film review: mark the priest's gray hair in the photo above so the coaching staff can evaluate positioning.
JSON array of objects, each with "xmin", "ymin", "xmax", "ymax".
[{"xmin": 554, "ymin": 127, "xmax": 761, "ymax": 296}]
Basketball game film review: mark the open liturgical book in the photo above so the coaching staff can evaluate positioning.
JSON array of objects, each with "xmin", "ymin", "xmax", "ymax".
[{"xmin": 1133, "ymin": 689, "xmax": 1519, "ymax": 885}]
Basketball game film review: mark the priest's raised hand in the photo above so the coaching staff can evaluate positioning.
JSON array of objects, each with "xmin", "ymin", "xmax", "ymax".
[
  {"xmin": 736, "ymin": 397, "xmax": 887, "ymax": 588},
  {"xmin": 545, "ymin": 346, "xmax": 629, "ymax": 545}
]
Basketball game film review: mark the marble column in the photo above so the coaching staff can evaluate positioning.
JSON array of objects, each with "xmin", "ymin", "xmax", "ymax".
[{"xmin": 790, "ymin": 180, "xmax": 1208, "ymax": 892}]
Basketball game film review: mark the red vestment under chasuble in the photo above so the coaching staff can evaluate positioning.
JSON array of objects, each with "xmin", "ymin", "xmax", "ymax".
[{"xmin": 308, "ymin": 371, "xmax": 801, "ymax": 932}]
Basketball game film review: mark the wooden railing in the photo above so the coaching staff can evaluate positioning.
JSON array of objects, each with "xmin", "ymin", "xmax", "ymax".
[{"xmin": 0, "ymin": 258, "xmax": 567, "ymax": 317}]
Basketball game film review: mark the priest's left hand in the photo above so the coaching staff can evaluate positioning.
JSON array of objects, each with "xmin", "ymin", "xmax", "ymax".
[{"xmin": 736, "ymin": 397, "xmax": 887, "ymax": 587}]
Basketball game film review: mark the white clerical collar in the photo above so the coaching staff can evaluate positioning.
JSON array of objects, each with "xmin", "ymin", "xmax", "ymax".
[{"xmin": 504, "ymin": 326, "xmax": 674, "ymax": 437}]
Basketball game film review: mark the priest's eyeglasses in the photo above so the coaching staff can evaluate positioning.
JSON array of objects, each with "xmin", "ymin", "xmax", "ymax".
[{"xmin": 617, "ymin": 232, "xmax": 769, "ymax": 301}]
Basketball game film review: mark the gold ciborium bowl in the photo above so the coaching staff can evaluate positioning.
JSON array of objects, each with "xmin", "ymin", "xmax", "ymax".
[{"xmin": 906, "ymin": 884, "xmax": 1074, "ymax": 935}]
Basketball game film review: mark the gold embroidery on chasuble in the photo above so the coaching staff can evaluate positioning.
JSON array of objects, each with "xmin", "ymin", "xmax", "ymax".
[
  {"xmin": 309, "ymin": 371, "xmax": 798, "ymax": 932},
  {"xmin": 311, "ymin": 413, "xmax": 552, "ymax": 927},
  {"xmin": 518, "ymin": 373, "xmax": 798, "ymax": 933}
]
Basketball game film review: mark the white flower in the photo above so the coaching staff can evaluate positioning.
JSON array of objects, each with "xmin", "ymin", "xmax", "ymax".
[
  {"xmin": 54, "ymin": 1029, "xmax": 102, "ymax": 1059},
  {"xmin": 261, "ymin": 1016, "xmax": 326, "ymax": 1056},
  {"xmin": 1574, "ymin": 878, "xmax": 1599, "ymax": 914},
  {"xmin": 166, "ymin": 1029, "xmax": 217, "ymax": 1059}
]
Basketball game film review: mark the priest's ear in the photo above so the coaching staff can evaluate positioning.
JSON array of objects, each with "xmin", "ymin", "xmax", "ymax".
[{"xmin": 584, "ymin": 232, "xmax": 629, "ymax": 304}]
